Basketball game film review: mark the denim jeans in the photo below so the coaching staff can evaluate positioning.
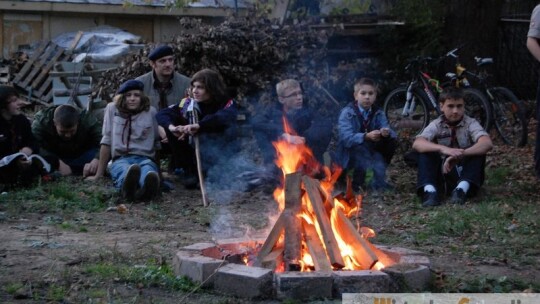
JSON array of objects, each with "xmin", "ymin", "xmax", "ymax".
[
  {"xmin": 109, "ymin": 155, "xmax": 159, "ymax": 189},
  {"xmin": 416, "ymin": 152, "xmax": 485, "ymax": 196},
  {"xmin": 349, "ymin": 138, "xmax": 396, "ymax": 190}
]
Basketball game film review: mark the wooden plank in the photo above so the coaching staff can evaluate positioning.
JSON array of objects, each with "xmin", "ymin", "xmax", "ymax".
[
  {"xmin": 68, "ymin": 31, "xmax": 84, "ymax": 51},
  {"xmin": 260, "ymin": 246, "xmax": 284, "ymax": 270},
  {"xmin": 13, "ymin": 42, "xmax": 48, "ymax": 84},
  {"xmin": 302, "ymin": 176, "xmax": 345, "ymax": 269},
  {"xmin": 35, "ymin": 78, "xmax": 52, "ymax": 98},
  {"xmin": 256, "ymin": 212, "xmax": 286, "ymax": 263},
  {"xmin": 20, "ymin": 46, "xmax": 54, "ymax": 88},
  {"xmin": 302, "ymin": 220, "xmax": 332, "ymax": 272},
  {"xmin": 53, "ymin": 87, "xmax": 93, "ymax": 97},
  {"xmin": 49, "ymin": 68, "xmax": 113, "ymax": 78},
  {"xmin": 283, "ymin": 172, "xmax": 302, "ymax": 271},
  {"xmin": 331, "ymin": 205, "xmax": 378, "ymax": 270},
  {"xmin": 32, "ymin": 47, "xmax": 65, "ymax": 90}
]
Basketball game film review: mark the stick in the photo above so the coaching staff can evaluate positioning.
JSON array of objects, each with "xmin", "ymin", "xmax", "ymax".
[{"xmin": 188, "ymin": 100, "xmax": 208, "ymax": 207}]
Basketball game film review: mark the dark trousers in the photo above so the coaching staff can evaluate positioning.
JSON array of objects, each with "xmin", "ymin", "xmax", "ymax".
[
  {"xmin": 416, "ymin": 152, "xmax": 486, "ymax": 196},
  {"xmin": 349, "ymin": 138, "xmax": 397, "ymax": 189},
  {"xmin": 535, "ymin": 78, "xmax": 540, "ymax": 177}
]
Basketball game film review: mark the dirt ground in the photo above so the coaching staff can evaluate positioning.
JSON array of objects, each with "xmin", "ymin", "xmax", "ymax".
[{"xmin": 1, "ymin": 131, "xmax": 539, "ymax": 303}]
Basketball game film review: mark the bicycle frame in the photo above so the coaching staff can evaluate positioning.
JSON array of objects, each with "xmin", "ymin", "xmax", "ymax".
[{"xmin": 401, "ymin": 59, "xmax": 442, "ymax": 117}]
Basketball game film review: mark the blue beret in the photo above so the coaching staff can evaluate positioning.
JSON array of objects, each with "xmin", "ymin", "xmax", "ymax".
[
  {"xmin": 117, "ymin": 80, "xmax": 144, "ymax": 94},
  {"xmin": 148, "ymin": 45, "xmax": 174, "ymax": 61}
]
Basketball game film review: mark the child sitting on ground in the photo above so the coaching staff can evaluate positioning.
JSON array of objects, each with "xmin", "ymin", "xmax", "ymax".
[
  {"xmin": 87, "ymin": 80, "xmax": 161, "ymax": 201},
  {"xmin": 336, "ymin": 77, "xmax": 397, "ymax": 192}
]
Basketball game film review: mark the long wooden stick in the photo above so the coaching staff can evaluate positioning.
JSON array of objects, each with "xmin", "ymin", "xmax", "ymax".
[{"xmin": 190, "ymin": 102, "xmax": 208, "ymax": 207}]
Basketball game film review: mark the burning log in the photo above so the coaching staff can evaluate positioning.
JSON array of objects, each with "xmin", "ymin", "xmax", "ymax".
[
  {"xmin": 256, "ymin": 212, "xmax": 285, "ymax": 265},
  {"xmin": 283, "ymin": 172, "xmax": 302, "ymax": 271},
  {"xmin": 330, "ymin": 203, "xmax": 378, "ymax": 270},
  {"xmin": 302, "ymin": 220, "xmax": 332, "ymax": 272},
  {"xmin": 302, "ymin": 176, "xmax": 345, "ymax": 269},
  {"xmin": 260, "ymin": 247, "xmax": 284, "ymax": 270}
]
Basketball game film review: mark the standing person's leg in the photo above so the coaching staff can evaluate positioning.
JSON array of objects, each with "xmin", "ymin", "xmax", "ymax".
[{"xmin": 534, "ymin": 79, "xmax": 540, "ymax": 178}]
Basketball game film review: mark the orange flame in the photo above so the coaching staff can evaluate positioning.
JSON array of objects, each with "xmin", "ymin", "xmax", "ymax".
[{"xmin": 270, "ymin": 116, "xmax": 386, "ymax": 271}]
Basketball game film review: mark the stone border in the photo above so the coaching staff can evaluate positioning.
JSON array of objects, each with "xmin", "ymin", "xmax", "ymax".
[{"xmin": 173, "ymin": 242, "xmax": 432, "ymax": 300}]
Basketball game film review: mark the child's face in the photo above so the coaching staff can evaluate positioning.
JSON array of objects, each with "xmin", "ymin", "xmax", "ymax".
[
  {"xmin": 440, "ymin": 98, "xmax": 465, "ymax": 123},
  {"xmin": 278, "ymin": 85, "xmax": 303, "ymax": 112},
  {"xmin": 191, "ymin": 81, "xmax": 210, "ymax": 103},
  {"xmin": 3, "ymin": 95, "xmax": 23, "ymax": 118},
  {"xmin": 124, "ymin": 90, "xmax": 142, "ymax": 111},
  {"xmin": 354, "ymin": 84, "xmax": 377, "ymax": 110}
]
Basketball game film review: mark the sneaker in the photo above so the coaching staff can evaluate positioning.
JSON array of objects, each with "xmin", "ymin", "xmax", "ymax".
[
  {"xmin": 422, "ymin": 191, "xmax": 440, "ymax": 207},
  {"xmin": 137, "ymin": 171, "xmax": 160, "ymax": 200},
  {"xmin": 121, "ymin": 164, "xmax": 141, "ymax": 201},
  {"xmin": 449, "ymin": 188, "xmax": 466, "ymax": 205}
]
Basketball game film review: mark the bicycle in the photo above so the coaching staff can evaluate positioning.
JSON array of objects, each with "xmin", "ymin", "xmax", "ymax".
[
  {"xmin": 383, "ymin": 55, "xmax": 490, "ymax": 142},
  {"xmin": 444, "ymin": 47, "xmax": 528, "ymax": 147}
]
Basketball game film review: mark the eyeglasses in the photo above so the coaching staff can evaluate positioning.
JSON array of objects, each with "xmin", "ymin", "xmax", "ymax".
[{"xmin": 281, "ymin": 91, "xmax": 303, "ymax": 99}]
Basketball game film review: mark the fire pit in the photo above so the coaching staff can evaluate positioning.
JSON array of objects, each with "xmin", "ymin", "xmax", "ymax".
[
  {"xmin": 172, "ymin": 240, "xmax": 431, "ymax": 300},
  {"xmin": 172, "ymin": 122, "xmax": 431, "ymax": 300}
]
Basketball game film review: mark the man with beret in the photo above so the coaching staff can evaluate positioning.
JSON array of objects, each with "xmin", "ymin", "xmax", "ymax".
[
  {"xmin": 136, "ymin": 45, "xmax": 191, "ymax": 111},
  {"xmin": 32, "ymin": 104, "xmax": 102, "ymax": 177},
  {"xmin": 136, "ymin": 45, "xmax": 191, "ymax": 174}
]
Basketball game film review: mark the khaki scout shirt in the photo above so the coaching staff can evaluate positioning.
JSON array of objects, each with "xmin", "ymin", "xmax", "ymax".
[{"xmin": 416, "ymin": 115, "xmax": 488, "ymax": 149}]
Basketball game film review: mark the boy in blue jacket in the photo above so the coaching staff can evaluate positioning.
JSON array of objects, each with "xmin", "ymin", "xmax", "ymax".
[{"xmin": 336, "ymin": 78, "xmax": 397, "ymax": 192}]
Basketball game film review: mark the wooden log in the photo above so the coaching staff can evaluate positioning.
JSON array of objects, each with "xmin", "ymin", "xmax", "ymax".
[
  {"xmin": 283, "ymin": 172, "xmax": 302, "ymax": 271},
  {"xmin": 259, "ymin": 246, "xmax": 284, "ymax": 270},
  {"xmin": 302, "ymin": 176, "xmax": 345, "ymax": 269},
  {"xmin": 256, "ymin": 212, "xmax": 286, "ymax": 263},
  {"xmin": 302, "ymin": 220, "xmax": 332, "ymax": 272},
  {"xmin": 331, "ymin": 206, "xmax": 378, "ymax": 270}
]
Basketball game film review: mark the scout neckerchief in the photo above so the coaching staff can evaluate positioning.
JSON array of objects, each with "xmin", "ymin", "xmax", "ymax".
[
  {"xmin": 178, "ymin": 97, "xmax": 234, "ymax": 119},
  {"xmin": 153, "ymin": 73, "xmax": 173, "ymax": 110},
  {"xmin": 351, "ymin": 102, "xmax": 376, "ymax": 133},
  {"xmin": 442, "ymin": 116, "xmax": 462, "ymax": 148}
]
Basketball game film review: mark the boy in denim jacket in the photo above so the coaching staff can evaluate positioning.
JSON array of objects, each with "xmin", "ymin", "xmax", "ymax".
[{"xmin": 336, "ymin": 78, "xmax": 397, "ymax": 192}]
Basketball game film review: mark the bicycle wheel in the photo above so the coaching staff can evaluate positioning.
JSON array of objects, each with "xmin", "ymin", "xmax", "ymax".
[
  {"xmin": 463, "ymin": 88, "xmax": 491, "ymax": 131},
  {"xmin": 489, "ymin": 87, "xmax": 528, "ymax": 147},
  {"xmin": 383, "ymin": 87, "xmax": 429, "ymax": 139}
]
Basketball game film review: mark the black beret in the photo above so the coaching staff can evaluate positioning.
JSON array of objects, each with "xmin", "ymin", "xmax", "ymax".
[
  {"xmin": 117, "ymin": 80, "xmax": 144, "ymax": 94},
  {"xmin": 148, "ymin": 45, "xmax": 174, "ymax": 61},
  {"xmin": 0, "ymin": 85, "xmax": 19, "ymax": 108}
]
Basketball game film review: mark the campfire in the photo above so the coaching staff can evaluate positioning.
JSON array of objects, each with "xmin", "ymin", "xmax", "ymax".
[
  {"xmin": 172, "ymin": 119, "xmax": 432, "ymax": 300},
  {"xmin": 254, "ymin": 119, "xmax": 391, "ymax": 272}
]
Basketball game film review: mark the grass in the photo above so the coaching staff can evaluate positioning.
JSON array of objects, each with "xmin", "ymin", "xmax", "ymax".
[
  {"xmin": 84, "ymin": 261, "xmax": 196, "ymax": 291},
  {"xmin": 0, "ymin": 177, "xmax": 115, "ymax": 215},
  {"xmin": 0, "ymin": 144, "xmax": 538, "ymax": 300}
]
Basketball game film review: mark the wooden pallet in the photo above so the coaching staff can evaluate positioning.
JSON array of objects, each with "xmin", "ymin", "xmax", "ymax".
[{"xmin": 13, "ymin": 41, "xmax": 66, "ymax": 103}]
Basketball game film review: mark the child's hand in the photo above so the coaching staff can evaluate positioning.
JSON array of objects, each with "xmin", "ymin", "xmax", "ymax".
[
  {"xmin": 367, "ymin": 130, "xmax": 381, "ymax": 141},
  {"xmin": 380, "ymin": 127, "xmax": 390, "ymax": 137}
]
